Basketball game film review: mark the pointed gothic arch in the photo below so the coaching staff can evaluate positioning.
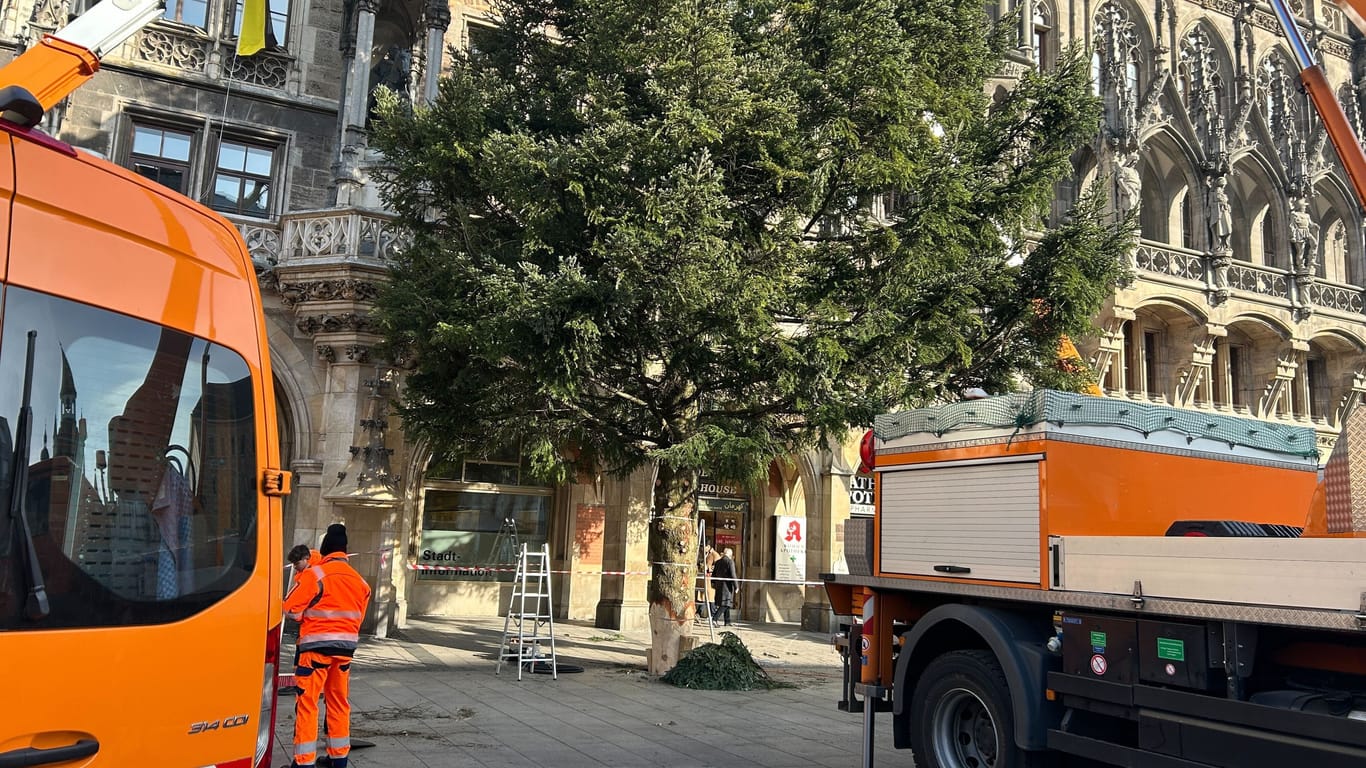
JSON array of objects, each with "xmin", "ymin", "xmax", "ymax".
[
  {"xmin": 1312, "ymin": 176, "xmax": 1363, "ymax": 285},
  {"xmin": 1229, "ymin": 152, "xmax": 1287, "ymax": 268},
  {"xmin": 1137, "ymin": 130, "xmax": 1202, "ymax": 248}
]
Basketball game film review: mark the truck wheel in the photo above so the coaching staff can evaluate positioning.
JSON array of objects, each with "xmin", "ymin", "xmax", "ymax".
[{"xmin": 909, "ymin": 650, "xmax": 1044, "ymax": 768}]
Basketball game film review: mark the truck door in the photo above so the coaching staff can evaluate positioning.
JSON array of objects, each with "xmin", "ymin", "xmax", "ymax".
[{"xmin": 0, "ymin": 134, "xmax": 272, "ymax": 768}]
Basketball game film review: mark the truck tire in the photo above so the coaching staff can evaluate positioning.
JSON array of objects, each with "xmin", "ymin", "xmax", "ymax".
[{"xmin": 909, "ymin": 650, "xmax": 1047, "ymax": 768}]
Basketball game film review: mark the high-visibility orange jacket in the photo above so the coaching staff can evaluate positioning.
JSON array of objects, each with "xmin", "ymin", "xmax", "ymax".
[{"xmin": 283, "ymin": 552, "xmax": 371, "ymax": 656}]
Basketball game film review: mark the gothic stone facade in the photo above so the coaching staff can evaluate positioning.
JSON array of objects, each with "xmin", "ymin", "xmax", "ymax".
[
  {"xmin": 1017, "ymin": 0, "xmax": 1366, "ymax": 456},
  {"xmin": 5, "ymin": 0, "xmax": 1362, "ymax": 633}
]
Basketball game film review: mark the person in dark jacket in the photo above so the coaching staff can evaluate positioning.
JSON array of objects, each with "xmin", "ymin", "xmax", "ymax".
[{"xmin": 710, "ymin": 548, "xmax": 739, "ymax": 626}]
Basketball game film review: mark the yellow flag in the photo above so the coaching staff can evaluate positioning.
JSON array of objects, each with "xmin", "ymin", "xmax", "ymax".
[
  {"xmin": 1058, "ymin": 335, "xmax": 1104, "ymax": 396},
  {"xmin": 237, "ymin": 0, "xmax": 268, "ymax": 56}
]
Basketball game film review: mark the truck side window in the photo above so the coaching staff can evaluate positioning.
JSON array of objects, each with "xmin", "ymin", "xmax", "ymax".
[{"xmin": 0, "ymin": 286, "xmax": 258, "ymax": 630}]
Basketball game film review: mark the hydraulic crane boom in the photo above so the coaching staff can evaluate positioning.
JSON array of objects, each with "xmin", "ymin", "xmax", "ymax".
[
  {"xmin": 1267, "ymin": 0, "xmax": 1366, "ymax": 209},
  {"xmin": 0, "ymin": 0, "xmax": 162, "ymax": 125}
]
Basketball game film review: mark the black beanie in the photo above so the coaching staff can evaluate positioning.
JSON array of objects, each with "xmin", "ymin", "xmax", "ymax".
[{"xmin": 320, "ymin": 523, "xmax": 348, "ymax": 555}]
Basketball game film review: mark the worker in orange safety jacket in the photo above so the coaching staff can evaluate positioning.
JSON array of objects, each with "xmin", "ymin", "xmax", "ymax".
[{"xmin": 284, "ymin": 523, "xmax": 371, "ymax": 768}]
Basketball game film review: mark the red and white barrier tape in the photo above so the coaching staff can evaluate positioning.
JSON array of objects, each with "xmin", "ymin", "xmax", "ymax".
[{"xmin": 404, "ymin": 561, "xmax": 824, "ymax": 586}]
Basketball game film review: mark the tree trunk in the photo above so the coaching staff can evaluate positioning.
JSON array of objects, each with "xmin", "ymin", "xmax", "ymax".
[{"xmin": 646, "ymin": 463, "xmax": 698, "ymax": 675}]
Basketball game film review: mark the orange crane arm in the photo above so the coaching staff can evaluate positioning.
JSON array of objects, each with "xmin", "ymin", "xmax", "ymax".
[
  {"xmin": 1268, "ymin": 0, "xmax": 1366, "ymax": 209},
  {"xmin": 0, "ymin": 36, "xmax": 101, "ymax": 115},
  {"xmin": 0, "ymin": 0, "xmax": 163, "ymax": 124}
]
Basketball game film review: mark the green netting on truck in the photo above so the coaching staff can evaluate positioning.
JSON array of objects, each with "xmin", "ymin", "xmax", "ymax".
[{"xmin": 875, "ymin": 390, "xmax": 1318, "ymax": 459}]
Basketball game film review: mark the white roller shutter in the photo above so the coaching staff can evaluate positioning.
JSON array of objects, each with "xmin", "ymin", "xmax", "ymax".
[{"xmin": 880, "ymin": 458, "xmax": 1041, "ymax": 583}]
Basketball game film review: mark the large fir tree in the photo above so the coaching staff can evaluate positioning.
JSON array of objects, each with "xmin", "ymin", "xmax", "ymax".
[{"xmin": 370, "ymin": 0, "xmax": 1132, "ymax": 671}]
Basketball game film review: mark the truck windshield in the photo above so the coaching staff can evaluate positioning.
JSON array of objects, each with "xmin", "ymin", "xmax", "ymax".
[{"xmin": 0, "ymin": 285, "xmax": 258, "ymax": 630}]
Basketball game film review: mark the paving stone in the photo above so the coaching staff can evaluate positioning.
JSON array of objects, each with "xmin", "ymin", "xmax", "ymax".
[{"xmin": 274, "ymin": 616, "xmax": 899, "ymax": 767}]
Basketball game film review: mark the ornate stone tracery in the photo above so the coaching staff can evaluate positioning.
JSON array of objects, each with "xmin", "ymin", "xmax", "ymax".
[
  {"xmin": 223, "ymin": 47, "xmax": 291, "ymax": 89},
  {"xmin": 1179, "ymin": 26, "xmax": 1226, "ymax": 154},
  {"xmin": 276, "ymin": 278, "xmax": 383, "ymax": 309},
  {"xmin": 296, "ymin": 312, "xmax": 381, "ymax": 336},
  {"xmin": 1094, "ymin": 2, "xmax": 1144, "ymax": 150},
  {"xmin": 28, "ymin": 0, "xmax": 68, "ymax": 30},
  {"xmin": 131, "ymin": 26, "xmax": 211, "ymax": 73}
]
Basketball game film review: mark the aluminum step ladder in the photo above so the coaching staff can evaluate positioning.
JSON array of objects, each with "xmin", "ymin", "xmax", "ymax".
[
  {"xmin": 496, "ymin": 543, "xmax": 558, "ymax": 680},
  {"xmin": 694, "ymin": 520, "xmax": 716, "ymax": 643}
]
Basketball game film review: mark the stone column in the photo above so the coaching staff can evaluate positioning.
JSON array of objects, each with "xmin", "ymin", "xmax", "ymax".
[
  {"xmin": 594, "ymin": 466, "xmax": 653, "ymax": 631},
  {"xmin": 1018, "ymin": 0, "xmax": 1035, "ymax": 59},
  {"xmin": 288, "ymin": 457, "xmax": 325, "ymax": 548},
  {"xmin": 275, "ymin": 232, "xmax": 396, "ymax": 633},
  {"xmin": 563, "ymin": 481, "xmax": 606, "ymax": 621},
  {"xmin": 422, "ymin": 0, "xmax": 452, "ymax": 104},
  {"xmin": 801, "ymin": 442, "xmax": 844, "ymax": 633},
  {"xmin": 348, "ymin": 0, "xmax": 380, "ymax": 131},
  {"xmin": 316, "ymin": 361, "xmax": 403, "ymax": 636},
  {"xmin": 333, "ymin": 0, "xmax": 379, "ymax": 205}
]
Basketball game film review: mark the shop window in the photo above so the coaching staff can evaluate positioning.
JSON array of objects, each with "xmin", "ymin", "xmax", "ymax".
[
  {"xmin": 418, "ymin": 489, "xmax": 551, "ymax": 580},
  {"xmin": 130, "ymin": 124, "xmax": 193, "ymax": 195},
  {"xmin": 426, "ymin": 446, "xmax": 526, "ymax": 486},
  {"xmin": 210, "ymin": 139, "xmax": 275, "ymax": 219},
  {"xmin": 232, "ymin": 0, "xmax": 290, "ymax": 49}
]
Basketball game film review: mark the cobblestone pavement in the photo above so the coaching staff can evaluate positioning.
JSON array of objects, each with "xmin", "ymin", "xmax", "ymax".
[{"xmin": 274, "ymin": 616, "xmax": 897, "ymax": 767}]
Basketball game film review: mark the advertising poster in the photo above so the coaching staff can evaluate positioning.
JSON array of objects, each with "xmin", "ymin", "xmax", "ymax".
[{"xmin": 774, "ymin": 516, "xmax": 807, "ymax": 582}]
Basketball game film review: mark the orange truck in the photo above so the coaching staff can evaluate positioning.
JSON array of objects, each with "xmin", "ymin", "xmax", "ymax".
[
  {"xmin": 826, "ymin": 3, "xmax": 1366, "ymax": 765},
  {"xmin": 826, "ymin": 390, "xmax": 1366, "ymax": 767},
  {"xmin": 0, "ymin": 3, "xmax": 290, "ymax": 767}
]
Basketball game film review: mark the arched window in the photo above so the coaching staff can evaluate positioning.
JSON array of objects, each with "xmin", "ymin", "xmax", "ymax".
[
  {"xmin": 232, "ymin": 0, "xmax": 292, "ymax": 48},
  {"xmin": 1261, "ymin": 212, "xmax": 1279, "ymax": 267},
  {"xmin": 1123, "ymin": 305, "xmax": 1202, "ymax": 404},
  {"xmin": 163, "ymin": 0, "xmax": 208, "ymax": 28},
  {"xmin": 1304, "ymin": 350, "xmax": 1330, "ymax": 422},
  {"xmin": 1180, "ymin": 190, "xmax": 1196, "ymax": 250},
  {"xmin": 1323, "ymin": 219, "xmax": 1347, "ymax": 281},
  {"xmin": 1032, "ymin": 3, "xmax": 1055, "ymax": 71}
]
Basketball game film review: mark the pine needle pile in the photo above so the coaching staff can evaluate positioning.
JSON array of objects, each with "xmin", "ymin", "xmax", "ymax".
[{"xmin": 661, "ymin": 632, "xmax": 795, "ymax": 690}]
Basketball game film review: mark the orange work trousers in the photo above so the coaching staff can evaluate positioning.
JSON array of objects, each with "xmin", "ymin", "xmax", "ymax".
[{"xmin": 293, "ymin": 650, "xmax": 353, "ymax": 767}]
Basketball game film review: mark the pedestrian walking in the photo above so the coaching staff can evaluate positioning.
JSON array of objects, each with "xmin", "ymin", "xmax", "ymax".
[
  {"xmin": 285, "ymin": 524, "xmax": 371, "ymax": 768},
  {"xmin": 710, "ymin": 547, "xmax": 738, "ymax": 626}
]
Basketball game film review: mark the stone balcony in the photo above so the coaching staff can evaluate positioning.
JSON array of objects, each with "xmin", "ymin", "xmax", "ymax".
[
  {"xmin": 1118, "ymin": 238, "xmax": 1366, "ymax": 455},
  {"xmin": 1130, "ymin": 238, "xmax": 1366, "ymax": 320},
  {"xmin": 238, "ymin": 209, "xmax": 406, "ymax": 269}
]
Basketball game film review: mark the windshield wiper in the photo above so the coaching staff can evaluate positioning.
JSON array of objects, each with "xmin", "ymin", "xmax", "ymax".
[{"xmin": 8, "ymin": 330, "xmax": 49, "ymax": 620}]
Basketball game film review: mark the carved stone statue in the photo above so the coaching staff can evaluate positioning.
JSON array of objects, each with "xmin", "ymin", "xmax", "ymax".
[
  {"xmin": 1289, "ymin": 197, "xmax": 1320, "ymax": 274},
  {"xmin": 368, "ymin": 46, "xmax": 412, "ymax": 122},
  {"xmin": 1208, "ymin": 176, "xmax": 1233, "ymax": 252},
  {"xmin": 1114, "ymin": 151, "xmax": 1142, "ymax": 218}
]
